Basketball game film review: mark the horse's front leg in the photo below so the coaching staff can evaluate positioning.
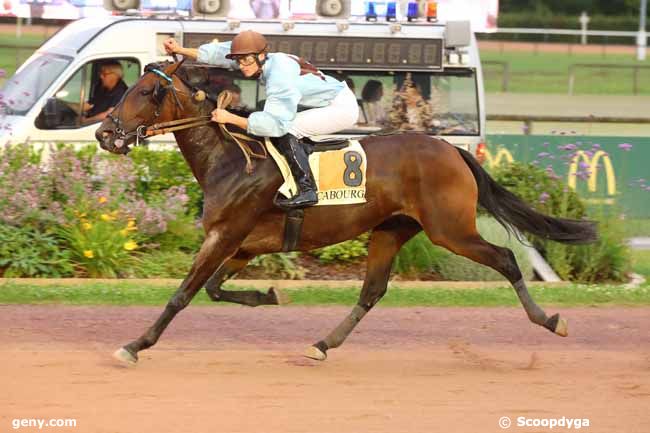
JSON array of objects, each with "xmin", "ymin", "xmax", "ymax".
[{"xmin": 113, "ymin": 228, "xmax": 241, "ymax": 365}]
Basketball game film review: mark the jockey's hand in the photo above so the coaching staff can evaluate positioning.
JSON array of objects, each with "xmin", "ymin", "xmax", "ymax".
[
  {"xmin": 211, "ymin": 108, "xmax": 231, "ymax": 124},
  {"xmin": 163, "ymin": 38, "xmax": 181, "ymax": 55}
]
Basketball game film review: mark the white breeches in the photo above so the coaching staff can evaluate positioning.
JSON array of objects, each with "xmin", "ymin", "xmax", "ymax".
[{"xmin": 288, "ymin": 85, "xmax": 359, "ymax": 138}]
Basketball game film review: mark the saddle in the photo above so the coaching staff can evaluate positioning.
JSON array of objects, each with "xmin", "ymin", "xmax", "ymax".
[{"xmin": 302, "ymin": 137, "xmax": 350, "ymax": 153}]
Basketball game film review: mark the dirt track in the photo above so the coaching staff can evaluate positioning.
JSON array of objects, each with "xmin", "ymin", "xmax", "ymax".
[{"xmin": 1, "ymin": 305, "xmax": 649, "ymax": 433}]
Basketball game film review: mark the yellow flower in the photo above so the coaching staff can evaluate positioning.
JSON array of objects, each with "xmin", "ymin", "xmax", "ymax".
[
  {"xmin": 100, "ymin": 214, "xmax": 115, "ymax": 222},
  {"xmin": 83, "ymin": 250, "xmax": 94, "ymax": 259},
  {"xmin": 82, "ymin": 222, "xmax": 92, "ymax": 231},
  {"xmin": 126, "ymin": 220, "xmax": 137, "ymax": 231},
  {"xmin": 98, "ymin": 196, "xmax": 108, "ymax": 204},
  {"xmin": 123, "ymin": 240, "xmax": 138, "ymax": 251},
  {"xmin": 120, "ymin": 229, "xmax": 129, "ymax": 236}
]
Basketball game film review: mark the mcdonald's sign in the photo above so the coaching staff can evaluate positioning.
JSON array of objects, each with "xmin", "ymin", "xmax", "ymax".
[
  {"xmin": 484, "ymin": 148, "xmax": 514, "ymax": 169},
  {"xmin": 567, "ymin": 150, "xmax": 616, "ymax": 196}
]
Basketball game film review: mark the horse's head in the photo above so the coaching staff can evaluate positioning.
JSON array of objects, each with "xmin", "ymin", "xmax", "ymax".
[{"xmin": 95, "ymin": 60, "xmax": 185, "ymax": 154}]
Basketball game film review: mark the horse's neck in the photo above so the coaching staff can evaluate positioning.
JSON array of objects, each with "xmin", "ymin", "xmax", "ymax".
[{"xmin": 172, "ymin": 107, "xmax": 243, "ymax": 189}]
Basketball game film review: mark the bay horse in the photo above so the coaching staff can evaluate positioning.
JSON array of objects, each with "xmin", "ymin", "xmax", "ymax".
[{"xmin": 96, "ymin": 61, "xmax": 597, "ymax": 365}]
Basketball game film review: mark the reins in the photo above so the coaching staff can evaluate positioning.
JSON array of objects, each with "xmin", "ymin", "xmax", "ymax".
[{"xmin": 140, "ymin": 83, "xmax": 268, "ymax": 174}]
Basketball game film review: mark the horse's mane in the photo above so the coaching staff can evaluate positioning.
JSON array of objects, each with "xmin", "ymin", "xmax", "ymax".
[{"xmin": 145, "ymin": 61, "xmax": 255, "ymax": 118}]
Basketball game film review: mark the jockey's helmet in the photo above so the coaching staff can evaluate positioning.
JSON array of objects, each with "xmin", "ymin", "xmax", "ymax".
[{"xmin": 226, "ymin": 30, "xmax": 268, "ymax": 59}]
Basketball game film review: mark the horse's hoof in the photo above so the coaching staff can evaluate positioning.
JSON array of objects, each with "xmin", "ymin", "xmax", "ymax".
[
  {"xmin": 544, "ymin": 313, "xmax": 568, "ymax": 337},
  {"xmin": 554, "ymin": 317, "xmax": 569, "ymax": 337},
  {"xmin": 303, "ymin": 345, "xmax": 327, "ymax": 361},
  {"xmin": 269, "ymin": 287, "xmax": 291, "ymax": 305},
  {"xmin": 112, "ymin": 347, "xmax": 138, "ymax": 365}
]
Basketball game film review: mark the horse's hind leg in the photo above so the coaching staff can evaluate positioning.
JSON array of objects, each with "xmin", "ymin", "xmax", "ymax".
[
  {"xmin": 423, "ymin": 216, "xmax": 568, "ymax": 337},
  {"xmin": 305, "ymin": 218, "xmax": 420, "ymax": 361},
  {"xmin": 204, "ymin": 254, "xmax": 290, "ymax": 307}
]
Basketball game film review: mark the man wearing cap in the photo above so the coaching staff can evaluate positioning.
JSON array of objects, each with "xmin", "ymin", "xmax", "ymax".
[{"xmin": 163, "ymin": 31, "xmax": 358, "ymax": 209}]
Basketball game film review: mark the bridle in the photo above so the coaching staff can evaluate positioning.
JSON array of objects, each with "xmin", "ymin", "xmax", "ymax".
[
  {"xmin": 107, "ymin": 64, "xmax": 197, "ymax": 147},
  {"xmin": 107, "ymin": 61, "xmax": 267, "ymax": 173}
]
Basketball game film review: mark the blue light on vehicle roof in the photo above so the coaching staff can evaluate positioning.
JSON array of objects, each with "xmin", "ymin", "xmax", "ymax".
[
  {"xmin": 365, "ymin": 1, "xmax": 378, "ymax": 22},
  {"xmin": 407, "ymin": 1, "xmax": 419, "ymax": 21},
  {"xmin": 386, "ymin": 1, "xmax": 397, "ymax": 21}
]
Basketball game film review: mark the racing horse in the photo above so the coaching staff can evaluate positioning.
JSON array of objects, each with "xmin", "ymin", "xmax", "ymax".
[{"xmin": 96, "ymin": 61, "xmax": 597, "ymax": 365}]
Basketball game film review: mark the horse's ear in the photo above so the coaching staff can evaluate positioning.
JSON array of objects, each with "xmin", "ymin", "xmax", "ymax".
[{"xmin": 164, "ymin": 57, "xmax": 186, "ymax": 77}]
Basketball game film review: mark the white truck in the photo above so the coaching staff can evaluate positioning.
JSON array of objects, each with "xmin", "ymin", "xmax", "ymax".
[{"xmin": 0, "ymin": 10, "xmax": 486, "ymax": 156}]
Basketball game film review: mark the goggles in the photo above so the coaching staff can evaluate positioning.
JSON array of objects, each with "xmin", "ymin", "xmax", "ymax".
[{"xmin": 233, "ymin": 54, "xmax": 258, "ymax": 67}]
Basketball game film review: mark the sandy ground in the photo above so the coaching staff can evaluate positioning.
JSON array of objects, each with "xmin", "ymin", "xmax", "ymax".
[{"xmin": 0, "ymin": 305, "xmax": 649, "ymax": 433}]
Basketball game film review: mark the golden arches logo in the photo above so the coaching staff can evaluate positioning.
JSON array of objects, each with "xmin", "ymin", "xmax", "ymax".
[
  {"xmin": 484, "ymin": 148, "xmax": 514, "ymax": 169},
  {"xmin": 568, "ymin": 150, "xmax": 616, "ymax": 196}
]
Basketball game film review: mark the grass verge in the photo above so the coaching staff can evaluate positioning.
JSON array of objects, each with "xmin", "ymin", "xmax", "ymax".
[{"xmin": 0, "ymin": 281, "xmax": 649, "ymax": 307}]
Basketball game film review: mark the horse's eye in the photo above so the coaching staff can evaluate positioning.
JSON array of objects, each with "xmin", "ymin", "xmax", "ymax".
[{"xmin": 140, "ymin": 88, "xmax": 153, "ymax": 96}]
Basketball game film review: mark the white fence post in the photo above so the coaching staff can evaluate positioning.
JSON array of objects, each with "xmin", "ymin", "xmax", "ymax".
[{"xmin": 579, "ymin": 12, "xmax": 590, "ymax": 45}]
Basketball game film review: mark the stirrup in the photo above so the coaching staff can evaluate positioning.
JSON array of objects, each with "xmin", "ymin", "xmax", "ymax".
[{"xmin": 274, "ymin": 190, "xmax": 318, "ymax": 210}]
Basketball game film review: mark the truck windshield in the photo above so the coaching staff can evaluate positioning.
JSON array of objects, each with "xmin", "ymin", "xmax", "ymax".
[
  {"xmin": 336, "ymin": 70, "xmax": 480, "ymax": 136},
  {"xmin": 0, "ymin": 53, "xmax": 71, "ymax": 116}
]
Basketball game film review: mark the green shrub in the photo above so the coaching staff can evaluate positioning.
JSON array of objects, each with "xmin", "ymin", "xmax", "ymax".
[
  {"xmin": 127, "ymin": 250, "xmax": 195, "ymax": 278},
  {"xmin": 128, "ymin": 146, "xmax": 203, "ymax": 217},
  {"xmin": 56, "ymin": 213, "xmax": 141, "ymax": 278},
  {"xmin": 311, "ymin": 233, "xmax": 369, "ymax": 263},
  {"xmin": 0, "ymin": 224, "xmax": 73, "ymax": 277},
  {"xmin": 249, "ymin": 253, "xmax": 305, "ymax": 279},
  {"xmin": 150, "ymin": 213, "xmax": 203, "ymax": 252},
  {"xmin": 546, "ymin": 218, "xmax": 630, "ymax": 283},
  {"xmin": 491, "ymin": 162, "xmax": 630, "ymax": 283},
  {"xmin": 491, "ymin": 162, "xmax": 585, "ymax": 221},
  {"xmin": 0, "ymin": 144, "xmax": 200, "ymax": 277},
  {"xmin": 437, "ymin": 217, "xmax": 534, "ymax": 281},
  {"xmin": 393, "ymin": 232, "xmax": 450, "ymax": 278}
]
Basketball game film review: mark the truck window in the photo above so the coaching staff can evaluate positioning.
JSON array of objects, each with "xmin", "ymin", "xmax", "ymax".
[
  {"xmin": 35, "ymin": 58, "xmax": 140, "ymax": 130},
  {"xmin": 0, "ymin": 53, "xmax": 71, "ymax": 116},
  {"xmin": 335, "ymin": 70, "xmax": 480, "ymax": 136},
  {"xmin": 249, "ymin": 70, "xmax": 479, "ymax": 136}
]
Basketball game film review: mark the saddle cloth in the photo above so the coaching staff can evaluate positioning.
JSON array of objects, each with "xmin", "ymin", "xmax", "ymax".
[{"xmin": 265, "ymin": 138, "xmax": 367, "ymax": 206}]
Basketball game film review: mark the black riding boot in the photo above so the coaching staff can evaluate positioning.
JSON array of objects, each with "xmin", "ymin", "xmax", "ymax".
[{"xmin": 272, "ymin": 133, "xmax": 318, "ymax": 209}]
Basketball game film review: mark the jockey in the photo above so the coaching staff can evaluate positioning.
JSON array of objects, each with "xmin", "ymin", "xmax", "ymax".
[{"xmin": 163, "ymin": 31, "xmax": 359, "ymax": 209}]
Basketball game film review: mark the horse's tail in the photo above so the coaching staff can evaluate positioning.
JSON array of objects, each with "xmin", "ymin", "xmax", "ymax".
[{"xmin": 456, "ymin": 148, "xmax": 598, "ymax": 244}]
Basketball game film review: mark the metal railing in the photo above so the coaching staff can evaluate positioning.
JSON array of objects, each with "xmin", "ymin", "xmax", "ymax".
[
  {"xmin": 478, "ymin": 28, "xmax": 647, "ymax": 56},
  {"xmin": 481, "ymin": 60, "xmax": 510, "ymax": 92},
  {"xmin": 486, "ymin": 114, "xmax": 650, "ymax": 137},
  {"xmin": 568, "ymin": 63, "xmax": 650, "ymax": 95}
]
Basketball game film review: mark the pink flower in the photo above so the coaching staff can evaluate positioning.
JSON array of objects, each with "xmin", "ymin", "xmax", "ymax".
[{"xmin": 539, "ymin": 192, "xmax": 550, "ymax": 204}]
